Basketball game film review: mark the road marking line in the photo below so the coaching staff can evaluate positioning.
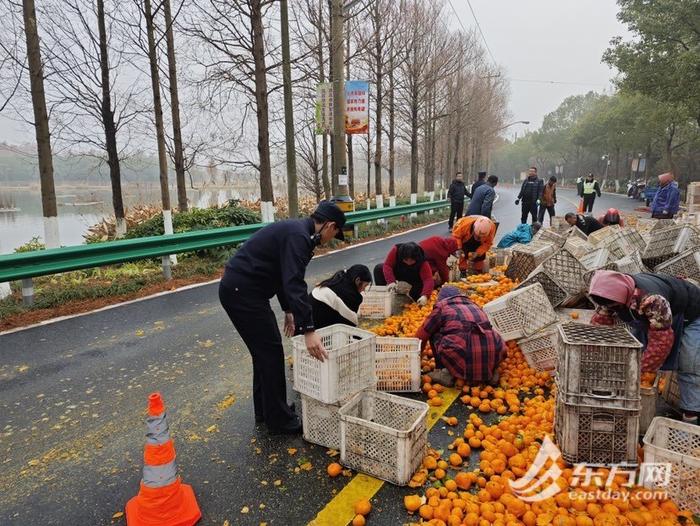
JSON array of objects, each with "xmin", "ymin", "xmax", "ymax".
[{"xmin": 308, "ymin": 387, "xmax": 460, "ymax": 526}]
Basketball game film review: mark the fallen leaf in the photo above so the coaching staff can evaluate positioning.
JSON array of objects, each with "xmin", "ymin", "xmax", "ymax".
[
  {"xmin": 17, "ymin": 365, "xmax": 29, "ymax": 373},
  {"xmin": 299, "ymin": 462, "xmax": 312, "ymax": 471},
  {"xmin": 216, "ymin": 394, "xmax": 236, "ymax": 411},
  {"xmin": 260, "ymin": 480, "xmax": 268, "ymax": 486},
  {"xmin": 27, "ymin": 459, "xmax": 39, "ymax": 466},
  {"xmin": 206, "ymin": 424, "xmax": 219, "ymax": 433},
  {"xmin": 223, "ymin": 521, "xmax": 230, "ymax": 526},
  {"xmin": 241, "ymin": 506, "xmax": 249, "ymax": 514},
  {"xmin": 326, "ymin": 449, "xmax": 339, "ymax": 457},
  {"xmin": 199, "ymin": 339, "xmax": 214, "ymax": 348},
  {"xmin": 112, "ymin": 511, "xmax": 124, "ymax": 519},
  {"xmin": 259, "ymin": 503, "xmax": 266, "ymax": 509},
  {"xmin": 342, "ymin": 469, "xmax": 353, "ymax": 477},
  {"xmin": 273, "ymin": 480, "xmax": 282, "ymax": 486},
  {"xmin": 135, "ymin": 329, "xmax": 145, "ymax": 337},
  {"xmin": 287, "ymin": 448, "xmax": 297, "ymax": 455}
]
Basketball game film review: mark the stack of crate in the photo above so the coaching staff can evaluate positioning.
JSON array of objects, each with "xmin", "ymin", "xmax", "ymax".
[
  {"xmin": 642, "ymin": 224, "xmax": 700, "ymax": 268},
  {"xmin": 554, "ymin": 323, "xmax": 643, "ymax": 465}
]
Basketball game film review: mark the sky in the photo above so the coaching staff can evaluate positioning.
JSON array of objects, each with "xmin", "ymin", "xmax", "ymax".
[{"xmin": 450, "ymin": 0, "xmax": 631, "ymax": 138}]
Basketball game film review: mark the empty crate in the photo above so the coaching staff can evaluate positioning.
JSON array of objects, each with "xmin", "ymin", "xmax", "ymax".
[
  {"xmin": 643, "ymin": 224, "xmax": 700, "ymax": 268},
  {"xmin": 588, "ymin": 225, "xmax": 621, "ymax": 245},
  {"xmin": 532, "ymin": 228, "xmax": 566, "ymax": 248},
  {"xmin": 564, "ymin": 237, "xmax": 595, "ymax": 259},
  {"xmin": 519, "ymin": 323, "xmax": 559, "ymax": 372},
  {"xmin": 614, "ymin": 251, "xmax": 647, "ymax": 274},
  {"xmin": 339, "ymin": 390, "xmax": 428, "ymax": 485},
  {"xmin": 654, "ymin": 249, "xmax": 700, "ymax": 281},
  {"xmin": 375, "ymin": 336, "xmax": 421, "ymax": 393},
  {"xmin": 556, "ymin": 322, "xmax": 643, "ymax": 409},
  {"xmin": 505, "ymin": 241, "xmax": 556, "ymax": 282},
  {"xmin": 300, "ymin": 395, "xmax": 343, "ymax": 449},
  {"xmin": 293, "ymin": 324, "xmax": 376, "ymax": 404},
  {"xmin": 516, "ymin": 270, "xmax": 568, "ymax": 307},
  {"xmin": 483, "ymin": 282, "xmax": 558, "ymax": 341},
  {"xmin": 579, "ymin": 247, "xmax": 611, "ymax": 270},
  {"xmin": 541, "ymin": 248, "xmax": 587, "ymax": 295}
]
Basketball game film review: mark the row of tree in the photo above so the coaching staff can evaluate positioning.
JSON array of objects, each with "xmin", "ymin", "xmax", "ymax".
[
  {"xmin": 493, "ymin": 0, "xmax": 700, "ymax": 192},
  {"xmin": 0, "ymin": 0, "xmax": 507, "ymax": 246}
]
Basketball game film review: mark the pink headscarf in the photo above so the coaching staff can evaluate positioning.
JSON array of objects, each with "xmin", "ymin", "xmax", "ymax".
[
  {"xmin": 589, "ymin": 270, "xmax": 636, "ymax": 306},
  {"xmin": 658, "ymin": 172, "xmax": 674, "ymax": 186}
]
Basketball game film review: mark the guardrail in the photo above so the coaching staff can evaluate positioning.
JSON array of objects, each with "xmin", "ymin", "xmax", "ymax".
[{"xmin": 0, "ymin": 200, "xmax": 449, "ymax": 291}]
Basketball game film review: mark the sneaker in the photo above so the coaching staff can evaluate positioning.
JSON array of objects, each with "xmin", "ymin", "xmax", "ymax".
[
  {"xmin": 682, "ymin": 413, "xmax": 699, "ymax": 426},
  {"xmin": 268, "ymin": 417, "xmax": 303, "ymax": 435}
]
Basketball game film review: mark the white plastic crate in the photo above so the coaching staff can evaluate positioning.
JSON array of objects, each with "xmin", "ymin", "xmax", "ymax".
[
  {"xmin": 531, "ymin": 228, "xmax": 566, "ymax": 248},
  {"xmin": 339, "ymin": 390, "xmax": 429, "ymax": 485},
  {"xmin": 505, "ymin": 241, "xmax": 556, "ymax": 282},
  {"xmin": 541, "ymin": 248, "xmax": 587, "ymax": 295},
  {"xmin": 564, "ymin": 237, "xmax": 595, "ymax": 259},
  {"xmin": 655, "ymin": 249, "xmax": 700, "ymax": 281},
  {"xmin": 483, "ymin": 282, "xmax": 558, "ymax": 341},
  {"xmin": 588, "ymin": 225, "xmax": 621, "ymax": 245},
  {"xmin": 358, "ymin": 286, "xmax": 394, "ymax": 319},
  {"xmin": 614, "ymin": 251, "xmax": 647, "ymax": 275},
  {"xmin": 375, "ymin": 336, "xmax": 421, "ymax": 393},
  {"xmin": 579, "ymin": 247, "xmax": 611, "ymax": 270},
  {"xmin": 518, "ymin": 323, "xmax": 559, "ymax": 372},
  {"xmin": 300, "ymin": 395, "xmax": 342, "ymax": 449},
  {"xmin": 661, "ymin": 371, "xmax": 681, "ymax": 409},
  {"xmin": 292, "ymin": 324, "xmax": 376, "ymax": 404},
  {"xmin": 643, "ymin": 417, "xmax": 700, "ymax": 514}
]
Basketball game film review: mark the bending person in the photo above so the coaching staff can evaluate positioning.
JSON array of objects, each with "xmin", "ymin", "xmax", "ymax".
[
  {"xmin": 419, "ymin": 236, "xmax": 460, "ymax": 287},
  {"xmin": 373, "ymin": 242, "xmax": 434, "ymax": 306},
  {"xmin": 452, "ymin": 215, "xmax": 497, "ymax": 274},
  {"xmin": 309, "ymin": 265, "xmax": 372, "ymax": 329}
]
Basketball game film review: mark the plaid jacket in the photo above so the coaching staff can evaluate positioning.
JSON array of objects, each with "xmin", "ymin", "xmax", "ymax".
[{"xmin": 416, "ymin": 294, "xmax": 505, "ymax": 382}]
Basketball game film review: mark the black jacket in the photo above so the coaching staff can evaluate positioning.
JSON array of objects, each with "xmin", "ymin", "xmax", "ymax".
[
  {"xmin": 471, "ymin": 179, "xmax": 487, "ymax": 196},
  {"xmin": 447, "ymin": 180, "xmax": 467, "ymax": 202},
  {"xmin": 309, "ymin": 277, "xmax": 363, "ymax": 330},
  {"xmin": 633, "ymin": 273, "xmax": 700, "ymax": 322},
  {"xmin": 221, "ymin": 217, "xmax": 316, "ymax": 333},
  {"xmin": 466, "ymin": 184, "xmax": 496, "ymax": 218},
  {"xmin": 517, "ymin": 176, "xmax": 544, "ymax": 204},
  {"xmin": 576, "ymin": 214, "xmax": 603, "ymax": 235}
]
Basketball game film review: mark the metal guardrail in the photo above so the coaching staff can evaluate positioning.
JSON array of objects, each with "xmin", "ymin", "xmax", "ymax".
[{"xmin": 0, "ymin": 200, "xmax": 448, "ymax": 283}]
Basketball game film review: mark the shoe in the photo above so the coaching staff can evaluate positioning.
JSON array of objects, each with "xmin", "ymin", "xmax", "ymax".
[
  {"xmin": 268, "ymin": 417, "xmax": 303, "ymax": 435},
  {"xmin": 427, "ymin": 368, "xmax": 455, "ymax": 387},
  {"xmin": 256, "ymin": 403, "xmax": 296, "ymax": 424}
]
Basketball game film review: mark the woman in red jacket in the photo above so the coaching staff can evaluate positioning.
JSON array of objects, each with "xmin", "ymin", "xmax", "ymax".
[
  {"xmin": 373, "ymin": 242, "xmax": 434, "ymax": 305},
  {"xmin": 419, "ymin": 236, "xmax": 460, "ymax": 287}
]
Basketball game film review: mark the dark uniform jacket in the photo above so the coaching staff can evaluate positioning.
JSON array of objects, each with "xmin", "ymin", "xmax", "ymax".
[
  {"xmin": 517, "ymin": 176, "xmax": 544, "ymax": 204},
  {"xmin": 447, "ymin": 180, "xmax": 467, "ymax": 202},
  {"xmin": 575, "ymin": 214, "xmax": 603, "ymax": 235},
  {"xmin": 221, "ymin": 218, "xmax": 316, "ymax": 333}
]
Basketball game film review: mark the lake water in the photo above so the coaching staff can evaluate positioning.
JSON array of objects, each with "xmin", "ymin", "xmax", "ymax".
[{"xmin": 0, "ymin": 184, "xmax": 268, "ymax": 253}]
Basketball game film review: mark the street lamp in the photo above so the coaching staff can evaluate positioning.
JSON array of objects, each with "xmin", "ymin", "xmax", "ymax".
[{"xmin": 493, "ymin": 120, "xmax": 530, "ymax": 134}]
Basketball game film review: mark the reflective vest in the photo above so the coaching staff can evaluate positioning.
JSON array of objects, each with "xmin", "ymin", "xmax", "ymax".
[{"xmin": 583, "ymin": 181, "xmax": 596, "ymax": 195}]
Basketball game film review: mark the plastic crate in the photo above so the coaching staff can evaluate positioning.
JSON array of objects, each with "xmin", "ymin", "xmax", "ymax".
[
  {"xmin": 639, "ymin": 377, "xmax": 659, "ymax": 436},
  {"xmin": 661, "ymin": 371, "xmax": 681, "ymax": 410},
  {"xmin": 600, "ymin": 229, "xmax": 647, "ymax": 260},
  {"xmin": 556, "ymin": 322, "xmax": 643, "ymax": 409},
  {"xmin": 301, "ymin": 395, "xmax": 343, "ymax": 449},
  {"xmin": 642, "ymin": 417, "xmax": 700, "ymax": 514},
  {"xmin": 556, "ymin": 308, "xmax": 596, "ymax": 324},
  {"xmin": 614, "ymin": 251, "xmax": 647, "ymax": 275},
  {"xmin": 643, "ymin": 224, "xmax": 700, "ymax": 268},
  {"xmin": 564, "ymin": 237, "xmax": 595, "ymax": 259},
  {"xmin": 517, "ymin": 269, "xmax": 568, "ymax": 308},
  {"xmin": 375, "ymin": 336, "xmax": 421, "ymax": 393},
  {"xmin": 505, "ymin": 241, "xmax": 556, "ymax": 282},
  {"xmin": 541, "ymin": 248, "xmax": 587, "ymax": 295},
  {"xmin": 292, "ymin": 324, "xmax": 376, "ymax": 404},
  {"xmin": 339, "ymin": 390, "xmax": 429, "ymax": 485},
  {"xmin": 518, "ymin": 323, "xmax": 559, "ymax": 372},
  {"xmin": 568, "ymin": 226, "xmax": 588, "ymax": 241},
  {"xmin": 483, "ymin": 282, "xmax": 558, "ymax": 341},
  {"xmin": 550, "ymin": 216, "xmax": 571, "ymax": 234},
  {"xmin": 588, "ymin": 225, "xmax": 621, "ymax": 245},
  {"xmin": 532, "ymin": 228, "xmax": 566, "ymax": 247},
  {"xmin": 555, "ymin": 396, "xmax": 639, "ymax": 466},
  {"xmin": 583, "ymin": 264, "xmax": 619, "ymax": 289},
  {"xmin": 579, "ymin": 247, "xmax": 611, "ymax": 270},
  {"xmin": 655, "ymin": 249, "xmax": 700, "ymax": 281},
  {"xmin": 358, "ymin": 286, "xmax": 394, "ymax": 319}
]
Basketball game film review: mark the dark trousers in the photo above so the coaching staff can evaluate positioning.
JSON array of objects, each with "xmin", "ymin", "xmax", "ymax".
[
  {"xmin": 521, "ymin": 201, "xmax": 538, "ymax": 224},
  {"xmin": 652, "ymin": 212, "xmax": 675, "ymax": 219},
  {"xmin": 218, "ymin": 282, "xmax": 297, "ymax": 430},
  {"xmin": 373, "ymin": 263, "xmax": 422, "ymax": 301},
  {"xmin": 583, "ymin": 194, "xmax": 596, "ymax": 213},
  {"xmin": 538, "ymin": 204, "xmax": 555, "ymax": 224},
  {"xmin": 448, "ymin": 200, "xmax": 464, "ymax": 229}
]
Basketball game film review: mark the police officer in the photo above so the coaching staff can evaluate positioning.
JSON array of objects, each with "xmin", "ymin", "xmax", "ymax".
[{"xmin": 218, "ymin": 201, "xmax": 346, "ymax": 434}]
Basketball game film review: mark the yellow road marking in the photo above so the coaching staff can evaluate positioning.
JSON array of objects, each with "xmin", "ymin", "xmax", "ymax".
[{"xmin": 308, "ymin": 387, "xmax": 461, "ymax": 526}]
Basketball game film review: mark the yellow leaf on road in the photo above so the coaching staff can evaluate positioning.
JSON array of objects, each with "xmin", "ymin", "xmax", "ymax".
[
  {"xmin": 241, "ymin": 506, "xmax": 249, "ymax": 514},
  {"xmin": 206, "ymin": 424, "xmax": 219, "ymax": 433},
  {"xmin": 135, "ymin": 329, "xmax": 145, "ymax": 337},
  {"xmin": 112, "ymin": 511, "xmax": 124, "ymax": 519},
  {"xmin": 299, "ymin": 462, "xmax": 312, "ymax": 471},
  {"xmin": 287, "ymin": 448, "xmax": 297, "ymax": 455}
]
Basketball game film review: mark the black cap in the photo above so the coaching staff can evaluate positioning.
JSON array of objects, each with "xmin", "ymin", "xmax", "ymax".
[{"xmin": 313, "ymin": 200, "xmax": 347, "ymax": 241}]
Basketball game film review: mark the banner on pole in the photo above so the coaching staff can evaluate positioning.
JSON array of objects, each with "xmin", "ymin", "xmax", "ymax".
[{"xmin": 315, "ymin": 80, "xmax": 370, "ymax": 135}]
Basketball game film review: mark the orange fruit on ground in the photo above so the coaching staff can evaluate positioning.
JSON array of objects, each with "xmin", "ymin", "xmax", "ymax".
[
  {"xmin": 455, "ymin": 472, "xmax": 472, "ymax": 490},
  {"xmin": 423, "ymin": 456, "xmax": 438, "ymax": 470},
  {"xmin": 449, "ymin": 453, "xmax": 463, "ymax": 466},
  {"xmin": 457, "ymin": 443, "xmax": 471, "ymax": 457},
  {"xmin": 469, "ymin": 437, "xmax": 482, "ymax": 449},
  {"xmin": 429, "ymin": 397, "xmax": 444, "ymax": 406},
  {"xmin": 354, "ymin": 499, "xmax": 372, "ymax": 516},
  {"xmin": 444, "ymin": 479, "xmax": 458, "ymax": 492},
  {"xmin": 351, "ymin": 515, "xmax": 365, "ymax": 526},
  {"xmin": 327, "ymin": 462, "xmax": 342, "ymax": 477},
  {"xmin": 404, "ymin": 494, "xmax": 422, "ymax": 512},
  {"xmin": 434, "ymin": 468, "xmax": 446, "ymax": 480},
  {"xmin": 419, "ymin": 504, "xmax": 434, "ymax": 520},
  {"xmin": 570, "ymin": 312, "xmax": 579, "ymax": 319}
]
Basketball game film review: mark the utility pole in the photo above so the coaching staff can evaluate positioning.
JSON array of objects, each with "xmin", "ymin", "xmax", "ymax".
[
  {"xmin": 330, "ymin": 0, "xmax": 353, "ymax": 215},
  {"xmin": 280, "ymin": 0, "xmax": 298, "ymax": 217}
]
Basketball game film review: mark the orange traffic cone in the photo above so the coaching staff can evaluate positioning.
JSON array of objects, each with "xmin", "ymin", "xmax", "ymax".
[{"xmin": 126, "ymin": 393, "xmax": 201, "ymax": 526}]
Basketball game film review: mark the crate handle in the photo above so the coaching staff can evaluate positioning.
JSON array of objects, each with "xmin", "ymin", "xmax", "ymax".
[
  {"xmin": 588, "ymin": 389, "xmax": 616, "ymax": 399},
  {"xmin": 591, "ymin": 413, "xmax": 615, "ymax": 433}
]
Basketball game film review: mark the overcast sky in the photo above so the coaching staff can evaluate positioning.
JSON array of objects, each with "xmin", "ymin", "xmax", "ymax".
[{"xmin": 452, "ymin": 0, "xmax": 630, "ymax": 137}]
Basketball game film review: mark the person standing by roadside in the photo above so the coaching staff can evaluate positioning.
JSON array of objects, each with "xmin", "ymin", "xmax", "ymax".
[
  {"xmin": 515, "ymin": 166, "xmax": 543, "ymax": 224},
  {"xmin": 538, "ymin": 176, "xmax": 557, "ymax": 225},
  {"xmin": 466, "ymin": 175, "xmax": 498, "ymax": 218},
  {"xmin": 471, "ymin": 171, "xmax": 487, "ymax": 195},
  {"xmin": 582, "ymin": 173, "xmax": 602, "ymax": 213},
  {"xmin": 447, "ymin": 171, "xmax": 467, "ymax": 231},
  {"xmin": 218, "ymin": 201, "xmax": 346, "ymax": 434},
  {"xmin": 651, "ymin": 172, "xmax": 681, "ymax": 219}
]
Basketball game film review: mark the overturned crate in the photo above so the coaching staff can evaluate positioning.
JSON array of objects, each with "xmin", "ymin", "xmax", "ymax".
[
  {"xmin": 505, "ymin": 241, "xmax": 556, "ymax": 282},
  {"xmin": 598, "ymin": 229, "xmax": 647, "ymax": 260},
  {"xmin": 518, "ymin": 323, "xmax": 559, "ymax": 372},
  {"xmin": 339, "ymin": 390, "xmax": 429, "ymax": 485},
  {"xmin": 483, "ymin": 282, "xmax": 558, "ymax": 341},
  {"xmin": 564, "ymin": 237, "xmax": 596, "ymax": 259},
  {"xmin": 517, "ymin": 269, "xmax": 568, "ymax": 307},
  {"xmin": 642, "ymin": 224, "xmax": 700, "ymax": 268},
  {"xmin": 654, "ymin": 249, "xmax": 700, "ymax": 281},
  {"xmin": 588, "ymin": 225, "xmax": 622, "ymax": 245},
  {"xmin": 614, "ymin": 250, "xmax": 648, "ymax": 274},
  {"xmin": 579, "ymin": 247, "xmax": 611, "ymax": 271},
  {"xmin": 540, "ymin": 248, "xmax": 588, "ymax": 303},
  {"xmin": 531, "ymin": 228, "xmax": 566, "ymax": 248},
  {"xmin": 568, "ymin": 226, "xmax": 588, "ymax": 241}
]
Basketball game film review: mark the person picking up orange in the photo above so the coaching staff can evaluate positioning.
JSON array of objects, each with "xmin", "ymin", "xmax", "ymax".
[{"xmin": 451, "ymin": 215, "xmax": 496, "ymax": 275}]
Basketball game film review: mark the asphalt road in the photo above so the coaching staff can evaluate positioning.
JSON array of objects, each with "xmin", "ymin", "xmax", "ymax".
[{"xmin": 0, "ymin": 186, "xmax": 641, "ymax": 525}]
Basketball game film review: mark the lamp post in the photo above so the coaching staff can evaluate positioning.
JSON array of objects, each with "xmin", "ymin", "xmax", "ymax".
[{"xmin": 492, "ymin": 120, "xmax": 530, "ymax": 134}]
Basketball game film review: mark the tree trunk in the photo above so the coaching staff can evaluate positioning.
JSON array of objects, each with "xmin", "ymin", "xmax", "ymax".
[
  {"xmin": 23, "ymin": 0, "xmax": 59, "ymax": 248},
  {"xmin": 97, "ymin": 0, "xmax": 125, "ymax": 236},
  {"xmin": 666, "ymin": 124, "xmax": 678, "ymax": 177},
  {"xmin": 280, "ymin": 0, "xmax": 298, "ymax": 216},
  {"xmin": 318, "ymin": 8, "xmax": 331, "ymax": 199},
  {"xmin": 410, "ymin": 90, "xmax": 419, "ymax": 194},
  {"xmin": 163, "ymin": 0, "xmax": 187, "ymax": 212},
  {"xmin": 144, "ymin": 0, "xmax": 171, "ymax": 213},
  {"xmin": 346, "ymin": 30, "xmax": 354, "ymax": 198},
  {"xmin": 251, "ymin": 0, "xmax": 273, "ymax": 203},
  {"xmin": 373, "ymin": 8, "xmax": 383, "ymax": 196},
  {"xmin": 387, "ymin": 37, "xmax": 395, "ymax": 197},
  {"xmin": 453, "ymin": 126, "xmax": 461, "ymax": 175}
]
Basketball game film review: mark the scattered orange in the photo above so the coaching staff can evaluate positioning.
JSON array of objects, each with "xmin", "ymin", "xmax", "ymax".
[{"xmin": 327, "ymin": 462, "xmax": 342, "ymax": 477}]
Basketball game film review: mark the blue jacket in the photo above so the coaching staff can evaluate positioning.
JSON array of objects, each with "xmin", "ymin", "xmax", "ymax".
[
  {"xmin": 497, "ymin": 224, "xmax": 532, "ymax": 248},
  {"xmin": 221, "ymin": 217, "xmax": 316, "ymax": 332},
  {"xmin": 651, "ymin": 182, "xmax": 680, "ymax": 216},
  {"xmin": 466, "ymin": 184, "xmax": 496, "ymax": 218}
]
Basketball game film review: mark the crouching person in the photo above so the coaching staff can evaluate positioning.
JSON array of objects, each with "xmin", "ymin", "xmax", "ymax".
[
  {"xmin": 415, "ymin": 286, "xmax": 506, "ymax": 387},
  {"xmin": 373, "ymin": 242, "xmax": 434, "ymax": 306},
  {"xmin": 309, "ymin": 265, "xmax": 372, "ymax": 329}
]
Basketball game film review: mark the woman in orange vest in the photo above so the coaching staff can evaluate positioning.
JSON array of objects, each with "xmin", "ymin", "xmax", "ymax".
[{"xmin": 452, "ymin": 215, "xmax": 497, "ymax": 274}]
